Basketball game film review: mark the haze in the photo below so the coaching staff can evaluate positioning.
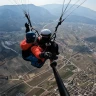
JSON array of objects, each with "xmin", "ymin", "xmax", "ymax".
[{"xmin": 0, "ymin": 0, "xmax": 96, "ymax": 11}]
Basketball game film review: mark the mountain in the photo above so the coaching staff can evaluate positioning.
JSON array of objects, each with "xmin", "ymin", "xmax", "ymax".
[
  {"xmin": 64, "ymin": 15, "xmax": 96, "ymax": 25},
  {"xmin": 0, "ymin": 4, "xmax": 96, "ymax": 32},
  {"xmin": 41, "ymin": 4, "xmax": 62, "ymax": 17},
  {"xmin": 41, "ymin": 4, "xmax": 96, "ymax": 22},
  {"xmin": 0, "ymin": 4, "xmax": 56, "ymax": 32}
]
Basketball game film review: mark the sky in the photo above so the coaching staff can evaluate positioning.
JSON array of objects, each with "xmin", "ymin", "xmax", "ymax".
[{"xmin": 0, "ymin": 0, "xmax": 96, "ymax": 11}]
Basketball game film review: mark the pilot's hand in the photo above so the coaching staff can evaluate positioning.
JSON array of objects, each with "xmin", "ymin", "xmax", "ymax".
[{"xmin": 40, "ymin": 52, "xmax": 52, "ymax": 59}]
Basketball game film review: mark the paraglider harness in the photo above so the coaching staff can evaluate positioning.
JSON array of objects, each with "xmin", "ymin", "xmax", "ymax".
[
  {"xmin": 22, "ymin": 12, "xmax": 59, "ymax": 68},
  {"xmin": 23, "ymin": 12, "xmax": 59, "ymax": 56}
]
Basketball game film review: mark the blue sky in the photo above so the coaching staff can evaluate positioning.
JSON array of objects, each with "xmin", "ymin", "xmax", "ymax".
[{"xmin": 0, "ymin": 0, "xmax": 96, "ymax": 11}]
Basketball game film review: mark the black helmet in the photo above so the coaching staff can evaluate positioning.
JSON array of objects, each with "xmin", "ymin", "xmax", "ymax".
[{"xmin": 26, "ymin": 31, "xmax": 36, "ymax": 43}]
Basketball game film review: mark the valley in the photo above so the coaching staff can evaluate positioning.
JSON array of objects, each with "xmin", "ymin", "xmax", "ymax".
[{"xmin": 0, "ymin": 22, "xmax": 96, "ymax": 96}]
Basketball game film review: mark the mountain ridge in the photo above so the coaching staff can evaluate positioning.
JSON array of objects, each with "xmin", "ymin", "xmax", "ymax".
[
  {"xmin": 0, "ymin": 4, "xmax": 56, "ymax": 32},
  {"xmin": 41, "ymin": 4, "xmax": 96, "ymax": 21},
  {"xmin": 0, "ymin": 4, "xmax": 96, "ymax": 32}
]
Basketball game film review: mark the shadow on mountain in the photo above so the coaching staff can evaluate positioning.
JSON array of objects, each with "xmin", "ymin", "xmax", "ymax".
[
  {"xmin": 73, "ymin": 45, "xmax": 91, "ymax": 54},
  {"xmin": 84, "ymin": 36, "xmax": 96, "ymax": 43}
]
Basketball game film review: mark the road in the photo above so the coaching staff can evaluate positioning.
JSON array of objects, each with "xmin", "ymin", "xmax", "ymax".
[{"xmin": 1, "ymin": 41, "xmax": 19, "ymax": 55}]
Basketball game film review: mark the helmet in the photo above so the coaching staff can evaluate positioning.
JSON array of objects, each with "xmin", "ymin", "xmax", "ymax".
[
  {"xmin": 40, "ymin": 29, "xmax": 51, "ymax": 37},
  {"xmin": 26, "ymin": 31, "xmax": 36, "ymax": 43},
  {"xmin": 40, "ymin": 29, "xmax": 52, "ymax": 43}
]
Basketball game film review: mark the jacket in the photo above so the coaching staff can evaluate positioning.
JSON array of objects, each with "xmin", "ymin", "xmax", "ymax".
[{"xmin": 20, "ymin": 39, "xmax": 45, "ymax": 62}]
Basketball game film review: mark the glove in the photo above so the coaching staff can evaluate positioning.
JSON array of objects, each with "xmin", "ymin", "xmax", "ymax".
[
  {"xmin": 25, "ymin": 23, "xmax": 29, "ymax": 28},
  {"xmin": 25, "ymin": 23, "xmax": 30, "ymax": 33},
  {"xmin": 40, "ymin": 52, "xmax": 52, "ymax": 59},
  {"xmin": 44, "ymin": 52, "xmax": 52, "ymax": 58}
]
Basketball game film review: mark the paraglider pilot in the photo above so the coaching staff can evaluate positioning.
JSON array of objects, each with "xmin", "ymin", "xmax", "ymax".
[{"xmin": 20, "ymin": 23, "xmax": 59, "ymax": 68}]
